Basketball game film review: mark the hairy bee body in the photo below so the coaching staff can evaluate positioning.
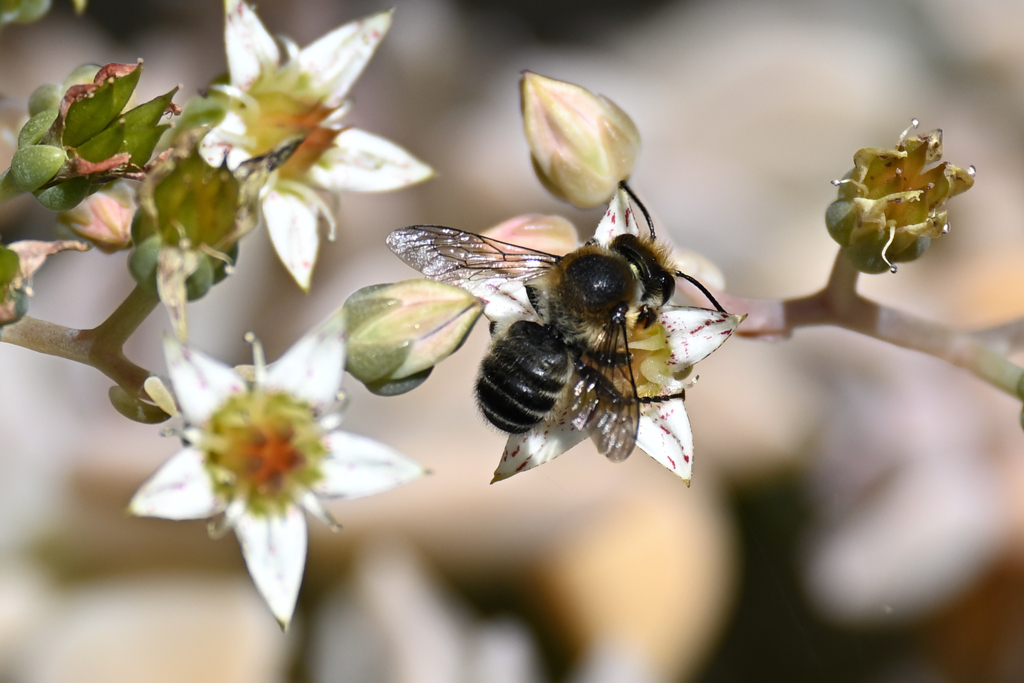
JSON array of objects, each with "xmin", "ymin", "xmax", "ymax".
[
  {"xmin": 386, "ymin": 224, "xmax": 684, "ymax": 461},
  {"xmin": 476, "ymin": 320, "xmax": 571, "ymax": 433},
  {"xmin": 478, "ymin": 233, "xmax": 677, "ymax": 437}
]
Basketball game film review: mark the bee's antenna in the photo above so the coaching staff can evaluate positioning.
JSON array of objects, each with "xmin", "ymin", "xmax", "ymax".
[
  {"xmin": 675, "ymin": 270, "xmax": 726, "ymax": 313},
  {"xmin": 620, "ymin": 181, "xmax": 656, "ymax": 241}
]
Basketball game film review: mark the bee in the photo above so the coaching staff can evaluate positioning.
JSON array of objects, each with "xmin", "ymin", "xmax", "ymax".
[{"xmin": 386, "ymin": 190, "xmax": 724, "ymax": 462}]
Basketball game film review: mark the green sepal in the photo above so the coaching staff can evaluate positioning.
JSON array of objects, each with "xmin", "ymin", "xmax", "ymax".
[
  {"xmin": 33, "ymin": 176, "xmax": 90, "ymax": 211},
  {"xmin": 17, "ymin": 108, "xmax": 58, "ymax": 148},
  {"xmin": 363, "ymin": 368, "xmax": 433, "ymax": 396},
  {"xmin": 842, "ymin": 235, "xmax": 930, "ymax": 274},
  {"xmin": 75, "ymin": 119, "xmax": 125, "ymax": 163},
  {"xmin": 121, "ymin": 88, "xmax": 178, "ymax": 165},
  {"xmin": 62, "ymin": 63, "xmax": 142, "ymax": 148}
]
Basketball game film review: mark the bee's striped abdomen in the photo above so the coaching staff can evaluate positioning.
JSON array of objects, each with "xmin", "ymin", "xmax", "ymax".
[{"xmin": 476, "ymin": 320, "xmax": 571, "ymax": 434}]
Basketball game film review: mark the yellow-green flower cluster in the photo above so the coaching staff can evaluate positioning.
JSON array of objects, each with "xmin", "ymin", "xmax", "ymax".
[{"xmin": 826, "ymin": 128, "xmax": 974, "ymax": 274}]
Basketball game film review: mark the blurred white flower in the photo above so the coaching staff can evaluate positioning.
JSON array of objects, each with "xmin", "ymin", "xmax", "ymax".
[
  {"xmin": 198, "ymin": 0, "xmax": 434, "ymax": 289},
  {"xmin": 129, "ymin": 312, "xmax": 425, "ymax": 628}
]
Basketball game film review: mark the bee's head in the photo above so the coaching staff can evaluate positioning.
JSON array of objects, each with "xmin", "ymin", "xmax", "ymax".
[{"xmin": 609, "ymin": 234, "xmax": 675, "ymax": 308}]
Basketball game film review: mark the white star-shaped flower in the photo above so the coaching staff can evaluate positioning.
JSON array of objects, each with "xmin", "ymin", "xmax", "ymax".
[
  {"xmin": 129, "ymin": 312, "xmax": 425, "ymax": 628},
  {"xmin": 476, "ymin": 189, "xmax": 743, "ymax": 484},
  {"xmin": 197, "ymin": 1, "xmax": 433, "ymax": 290}
]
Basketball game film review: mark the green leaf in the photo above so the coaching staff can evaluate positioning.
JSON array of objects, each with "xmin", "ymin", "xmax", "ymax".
[
  {"xmin": 62, "ymin": 63, "xmax": 142, "ymax": 148},
  {"xmin": 75, "ymin": 119, "xmax": 125, "ymax": 163},
  {"xmin": 122, "ymin": 88, "xmax": 177, "ymax": 165}
]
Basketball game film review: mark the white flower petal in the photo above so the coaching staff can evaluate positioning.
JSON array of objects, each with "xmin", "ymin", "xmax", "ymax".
[
  {"xmin": 265, "ymin": 310, "xmax": 346, "ymax": 409},
  {"xmin": 299, "ymin": 490, "xmax": 340, "ymax": 530},
  {"xmin": 234, "ymin": 507, "xmax": 307, "ymax": 629},
  {"xmin": 129, "ymin": 447, "xmax": 221, "ymax": 520},
  {"xmin": 592, "ymin": 186, "xmax": 640, "ymax": 245},
  {"xmin": 224, "ymin": 0, "xmax": 280, "ymax": 91},
  {"xmin": 163, "ymin": 336, "xmax": 246, "ymax": 425},
  {"xmin": 298, "ymin": 10, "xmax": 392, "ymax": 106},
  {"xmin": 660, "ymin": 307, "xmax": 743, "ymax": 371},
  {"xmin": 308, "ymin": 128, "xmax": 434, "ymax": 193},
  {"xmin": 263, "ymin": 189, "xmax": 320, "ymax": 290},
  {"xmin": 636, "ymin": 401, "xmax": 694, "ymax": 483},
  {"xmin": 492, "ymin": 407, "xmax": 587, "ymax": 482},
  {"xmin": 199, "ymin": 110, "xmax": 251, "ymax": 169},
  {"xmin": 315, "ymin": 431, "xmax": 425, "ymax": 499},
  {"xmin": 481, "ymin": 281, "xmax": 540, "ymax": 325}
]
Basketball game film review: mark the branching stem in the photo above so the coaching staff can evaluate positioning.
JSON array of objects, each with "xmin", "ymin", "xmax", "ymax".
[
  {"xmin": 703, "ymin": 251, "xmax": 1024, "ymax": 399},
  {"xmin": 1, "ymin": 285, "xmax": 160, "ymax": 401}
]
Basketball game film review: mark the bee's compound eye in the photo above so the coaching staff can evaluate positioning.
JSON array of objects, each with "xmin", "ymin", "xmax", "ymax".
[
  {"xmin": 656, "ymin": 270, "xmax": 675, "ymax": 305},
  {"xmin": 563, "ymin": 253, "xmax": 631, "ymax": 308}
]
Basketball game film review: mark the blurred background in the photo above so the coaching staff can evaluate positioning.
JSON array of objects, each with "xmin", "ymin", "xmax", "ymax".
[{"xmin": 3, "ymin": 0, "xmax": 1024, "ymax": 681}]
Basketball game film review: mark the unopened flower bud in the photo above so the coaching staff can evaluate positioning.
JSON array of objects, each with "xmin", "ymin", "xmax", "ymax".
[
  {"xmin": 482, "ymin": 214, "xmax": 579, "ymax": 255},
  {"xmin": 826, "ymin": 127, "xmax": 974, "ymax": 274},
  {"xmin": 345, "ymin": 279, "xmax": 483, "ymax": 395},
  {"xmin": 521, "ymin": 72, "xmax": 640, "ymax": 209},
  {"xmin": 0, "ymin": 0, "xmax": 51, "ymax": 27},
  {"xmin": 57, "ymin": 179, "xmax": 135, "ymax": 253},
  {"xmin": 27, "ymin": 84, "xmax": 61, "ymax": 116}
]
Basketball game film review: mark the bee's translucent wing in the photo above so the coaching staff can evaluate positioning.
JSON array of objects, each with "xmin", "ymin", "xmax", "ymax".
[
  {"xmin": 569, "ymin": 319, "xmax": 640, "ymax": 462},
  {"xmin": 387, "ymin": 225, "xmax": 560, "ymax": 291}
]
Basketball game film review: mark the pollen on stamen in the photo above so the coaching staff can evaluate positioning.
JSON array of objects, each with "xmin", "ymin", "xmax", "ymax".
[{"xmin": 899, "ymin": 118, "xmax": 920, "ymax": 142}]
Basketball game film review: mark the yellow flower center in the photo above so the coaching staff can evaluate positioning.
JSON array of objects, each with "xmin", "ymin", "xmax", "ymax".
[
  {"xmin": 239, "ymin": 92, "xmax": 343, "ymax": 179},
  {"xmin": 628, "ymin": 321, "xmax": 691, "ymax": 399},
  {"xmin": 203, "ymin": 389, "xmax": 327, "ymax": 515}
]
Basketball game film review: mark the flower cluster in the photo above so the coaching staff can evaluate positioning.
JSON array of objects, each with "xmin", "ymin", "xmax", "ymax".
[{"xmin": 826, "ymin": 124, "xmax": 975, "ymax": 274}]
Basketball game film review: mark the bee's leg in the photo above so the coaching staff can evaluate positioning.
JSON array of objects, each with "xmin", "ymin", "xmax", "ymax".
[
  {"xmin": 638, "ymin": 304, "xmax": 658, "ymax": 328},
  {"xmin": 638, "ymin": 390, "xmax": 686, "ymax": 404}
]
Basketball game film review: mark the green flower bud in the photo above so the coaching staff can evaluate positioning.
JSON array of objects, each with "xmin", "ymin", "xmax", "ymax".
[
  {"xmin": 521, "ymin": 71, "xmax": 641, "ymax": 209},
  {"xmin": 184, "ymin": 254, "xmax": 214, "ymax": 301},
  {"xmin": 61, "ymin": 64, "xmax": 102, "ymax": 92},
  {"xmin": 17, "ymin": 108, "xmax": 58, "ymax": 148},
  {"xmin": 28, "ymin": 84, "xmax": 61, "ymax": 116},
  {"xmin": 825, "ymin": 126, "xmax": 974, "ymax": 274},
  {"xmin": 33, "ymin": 176, "xmax": 90, "ymax": 211},
  {"xmin": 344, "ymin": 279, "xmax": 484, "ymax": 395},
  {"xmin": 9, "ymin": 144, "xmax": 65, "ymax": 192},
  {"xmin": 128, "ymin": 234, "xmax": 161, "ymax": 292}
]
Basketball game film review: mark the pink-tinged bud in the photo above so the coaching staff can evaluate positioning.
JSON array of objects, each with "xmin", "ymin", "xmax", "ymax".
[
  {"xmin": 57, "ymin": 180, "xmax": 136, "ymax": 253},
  {"xmin": 521, "ymin": 72, "xmax": 640, "ymax": 209},
  {"xmin": 481, "ymin": 214, "xmax": 580, "ymax": 255},
  {"xmin": 344, "ymin": 279, "xmax": 483, "ymax": 395}
]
